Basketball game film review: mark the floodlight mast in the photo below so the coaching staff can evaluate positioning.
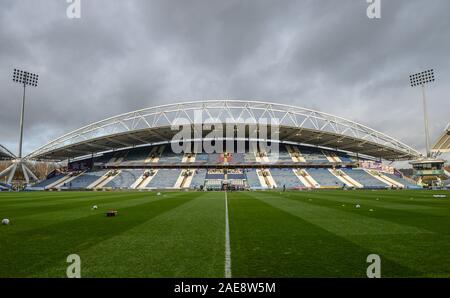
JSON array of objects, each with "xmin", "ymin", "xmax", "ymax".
[
  {"xmin": 0, "ymin": 68, "xmax": 41, "ymax": 186},
  {"xmin": 409, "ymin": 69, "xmax": 435, "ymax": 158},
  {"xmin": 13, "ymin": 69, "xmax": 38, "ymax": 158},
  {"xmin": 19, "ymin": 79, "xmax": 26, "ymax": 158},
  {"xmin": 421, "ymin": 84, "xmax": 430, "ymax": 158}
]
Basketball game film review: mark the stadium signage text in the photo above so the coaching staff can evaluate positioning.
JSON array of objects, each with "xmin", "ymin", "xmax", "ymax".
[
  {"xmin": 174, "ymin": 282, "xmax": 276, "ymax": 295},
  {"xmin": 170, "ymin": 111, "xmax": 280, "ymax": 159}
]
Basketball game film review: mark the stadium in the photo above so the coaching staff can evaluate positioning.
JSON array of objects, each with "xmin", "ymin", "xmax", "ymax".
[
  {"xmin": 26, "ymin": 100, "xmax": 421, "ymax": 191},
  {"xmin": 0, "ymin": 100, "xmax": 450, "ymax": 277},
  {"xmin": 1, "ymin": 99, "xmax": 449, "ymax": 278},
  {"xmin": 3, "ymin": 1, "xmax": 450, "ymax": 291}
]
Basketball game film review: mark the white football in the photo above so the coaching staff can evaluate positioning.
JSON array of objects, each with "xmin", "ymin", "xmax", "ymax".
[
  {"xmin": 355, "ymin": 204, "xmax": 361, "ymax": 208},
  {"xmin": 2, "ymin": 218, "xmax": 10, "ymax": 225},
  {"xmin": 92, "ymin": 205, "xmax": 98, "ymax": 210}
]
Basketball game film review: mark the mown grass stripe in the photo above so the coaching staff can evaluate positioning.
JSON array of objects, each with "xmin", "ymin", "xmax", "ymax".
[
  {"xmin": 284, "ymin": 192, "xmax": 450, "ymax": 235},
  {"xmin": 40, "ymin": 192, "xmax": 226, "ymax": 277},
  {"xmin": 0, "ymin": 193, "xmax": 195, "ymax": 277},
  {"xmin": 249, "ymin": 191, "xmax": 429, "ymax": 235},
  {"xmin": 251, "ymin": 191, "xmax": 450, "ymax": 277},
  {"xmin": 228, "ymin": 191, "xmax": 418, "ymax": 277}
]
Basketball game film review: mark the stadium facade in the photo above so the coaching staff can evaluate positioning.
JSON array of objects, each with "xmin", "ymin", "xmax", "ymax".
[{"xmin": 28, "ymin": 100, "xmax": 422, "ymax": 191}]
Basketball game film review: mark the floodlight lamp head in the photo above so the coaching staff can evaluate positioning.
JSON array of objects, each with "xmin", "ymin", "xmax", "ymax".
[
  {"xmin": 409, "ymin": 69, "xmax": 435, "ymax": 87},
  {"xmin": 12, "ymin": 68, "xmax": 39, "ymax": 87}
]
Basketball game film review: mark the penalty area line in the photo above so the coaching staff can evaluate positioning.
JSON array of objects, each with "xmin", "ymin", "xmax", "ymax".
[{"xmin": 225, "ymin": 191, "xmax": 232, "ymax": 278}]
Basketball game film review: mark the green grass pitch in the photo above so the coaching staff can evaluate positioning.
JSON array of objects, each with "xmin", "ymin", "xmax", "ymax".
[{"xmin": 0, "ymin": 189, "xmax": 449, "ymax": 277}]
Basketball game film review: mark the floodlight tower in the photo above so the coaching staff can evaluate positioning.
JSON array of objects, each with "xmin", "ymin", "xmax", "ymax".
[
  {"xmin": 409, "ymin": 69, "xmax": 446, "ymax": 187},
  {"xmin": 0, "ymin": 69, "xmax": 39, "ymax": 186},
  {"xmin": 13, "ymin": 69, "xmax": 39, "ymax": 158},
  {"xmin": 409, "ymin": 69, "xmax": 435, "ymax": 158}
]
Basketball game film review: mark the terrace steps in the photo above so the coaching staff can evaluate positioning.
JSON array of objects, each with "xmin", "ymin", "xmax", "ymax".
[
  {"xmin": 49, "ymin": 171, "xmax": 86, "ymax": 189},
  {"xmin": 131, "ymin": 170, "xmax": 158, "ymax": 189},
  {"xmin": 45, "ymin": 174, "xmax": 73, "ymax": 189},
  {"xmin": 255, "ymin": 152, "xmax": 270, "ymax": 163},
  {"xmin": 144, "ymin": 146, "xmax": 159, "ymax": 163},
  {"xmin": 174, "ymin": 170, "xmax": 194, "ymax": 188},
  {"xmin": 294, "ymin": 169, "xmax": 319, "ymax": 188},
  {"xmin": 365, "ymin": 170, "xmax": 403, "ymax": 188},
  {"xmin": 322, "ymin": 150, "xmax": 342, "ymax": 163},
  {"xmin": 330, "ymin": 169, "xmax": 363, "ymax": 188},
  {"xmin": 144, "ymin": 145, "xmax": 164, "ymax": 163},
  {"xmin": 88, "ymin": 170, "xmax": 122, "ymax": 189},
  {"xmin": 286, "ymin": 145, "xmax": 306, "ymax": 162},
  {"xmin": 256, "ymin": 169, "xmax": 277, "ymax": 188},
  {"xmin": 182, "ymin": 153, "xmax": 196, "ymax": 163},
  {"xmin": 108, "ymin": 150, "xmax": 128, "ymax": 164}
]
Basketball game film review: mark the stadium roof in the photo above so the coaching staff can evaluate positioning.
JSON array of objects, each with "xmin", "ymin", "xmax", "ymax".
[
  {"xmin": 27, "ymin": 100, "xmax": 421, "ymax": 161},
  {"xmin": 0, "ymin": 144, "xmax": 15, "ymax": 160},
  {"xmin": 432, "ymin": 123, "xmax": 450, "ymax": 153}
]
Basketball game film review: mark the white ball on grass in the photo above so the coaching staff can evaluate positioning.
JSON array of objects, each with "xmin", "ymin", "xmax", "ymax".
[
  {"xmin": 355, "ymin": 204, "xmax": 361, "ymax": 208},
  {"xmin": 157, "ymin": 192, "xmax": 161, "ymax": 196},
  {"xmin": 2, "ymin": 218, "xmax": 10, "ymax": 225},
  {"xmin": 92, "ymin": 205, "xmax": 98, "ymax": 210}
]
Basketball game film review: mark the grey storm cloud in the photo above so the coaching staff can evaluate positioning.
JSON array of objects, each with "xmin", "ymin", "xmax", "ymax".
[{"xmin": 0, "ymin": 0, "xmax": 449, "ymax": 161}]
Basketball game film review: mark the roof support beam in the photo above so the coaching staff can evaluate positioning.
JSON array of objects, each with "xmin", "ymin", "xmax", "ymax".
[
  {"xmin": 148, "ymin": 128, "xmax": 169, "ymax": 141},
  {"xmin": 127, "ymin": 133, "xmax": 151, "ymax": 144},
  {"xmin": 65, "ymin": 148, "xmax": 92, "ymax": 155},
  {"xmin": 358, "ymin": 148, "xmax": 388, "ymax": 155},
  {"xmin": 338, "ymin": 140, "xmax": 370, "ymax": 150},
  {"xmin": 302, "ymin": 133, "xmax": 325, "ymax": 144},
  {"xmin": 85, "ymin": 143, "xmax": 111, "ymax": 151},
  {"xmin": 318, "ymin": 136, "xmax": 347, "ymax": 147},
  {"xmin": 105, "ymin": 137, "xmax": 132, "ymax": 147}
]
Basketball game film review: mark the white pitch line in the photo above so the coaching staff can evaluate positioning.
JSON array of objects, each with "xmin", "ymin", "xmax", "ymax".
[{"xmin": 225, "ymin": 191, "xmax": 232, "ymax": 278}]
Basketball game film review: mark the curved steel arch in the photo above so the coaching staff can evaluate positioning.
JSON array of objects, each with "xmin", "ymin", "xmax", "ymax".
[{"xmin": 27, "ymin": 100, "xmax": 421, "ymax": 160}]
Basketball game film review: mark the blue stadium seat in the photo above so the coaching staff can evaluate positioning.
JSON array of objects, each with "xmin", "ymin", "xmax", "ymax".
[
  {"xmin": 270, "ymin": 168, "xmax": 301, "ymax": 188},
  {"xmin": 383, "ymin": 173, "xmax": 417, "ymax": 188},
  {"xmin": 245, "ymin": 169, "xmax": 261, "ymax": 189},
  {"xmin": 295, "ymin": 146, "xmax": 329, "ymax": 164},
  {"xmin": 147, "ymin": 169, "xmax": 182, "ymax": 188},
  {"xmin": 341, "ymin": 168, "xmax": 387, "ymax": 188},
  {"xmin": 33, "ymin": 174, "xmax": 65, "ymax": 188},
  {"xmin": 105, "ymin": 169, "xmax": 144, "ymax": 188},
  {"xmin": 190, "ymin": 169, "xmax": 207, "ymax": 188},
  {"xmin": 158, "ymin": 147, "xmax": 183, "ymax": 164},
  {"xmin": 307, "ymin": 168, "xmax": 341, "ymax": 187},
  {"xmin": 68, "ymin": 170, "xmax": 108, "ymax": 189},
  {"xmin": 124, "ymin": 147, "xmax": 152, "ymax": 162}
]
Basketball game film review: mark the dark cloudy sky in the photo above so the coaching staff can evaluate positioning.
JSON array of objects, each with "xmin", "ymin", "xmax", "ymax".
[{"xmin": 0, "ymin": 0, "xmax": 449, "ymax": 159}]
